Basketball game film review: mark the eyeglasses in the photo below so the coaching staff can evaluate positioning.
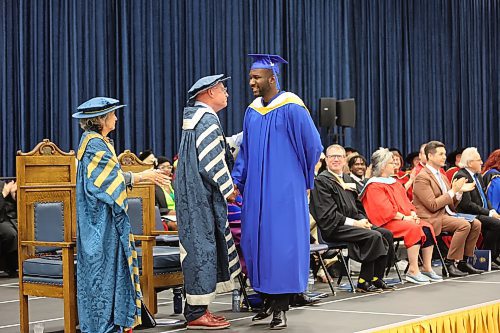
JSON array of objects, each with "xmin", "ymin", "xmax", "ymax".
[
  {"xmin": 326, "ymin": 154, "xmax": 345, "ymax": 160},
  {"xmin": 212, "ymin": 85, "xmax": 228, "ymax": 94}
]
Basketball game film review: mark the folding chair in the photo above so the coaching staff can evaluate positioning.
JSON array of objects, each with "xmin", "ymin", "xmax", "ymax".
[
  {"xmin": 435, "ymin": 232, "xmax": 451, "ymax": 277},
  {"xmin": 316, "ymin": 229, "xmax": 356, "ymax": 293},
  {"xmin": 310, "ymin": 243, "xmax": 336, "ymax": 295}
]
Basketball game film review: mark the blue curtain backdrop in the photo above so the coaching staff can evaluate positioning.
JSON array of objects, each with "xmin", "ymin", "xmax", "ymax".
[{"xmin": 1, "ymin": 0, "xmax": 498, "ymax": 176}]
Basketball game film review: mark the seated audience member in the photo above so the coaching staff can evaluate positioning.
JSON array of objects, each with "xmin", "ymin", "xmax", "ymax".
[
  {"xmin": 391, "ymin": 150, "xmax": 416, "ymax": 200},
  {"xmin": 310, "ymin": 145, "xmax": 396, "ymax": 292},
  {"xmin": 155, "ymin": 156, "xmax": 176, "ymax": 230},
  {"xmin": 453, "ymin": 148, "xmax": 500, "ymax": 269},
  {"xmin": 413, "ymin": 141, "xmax": 483, "ymax": 276},
  {"xmin": 348, "ymin": 154, "xmax": 368, "ymax": 193},
  {"xmin": 344, "ymin": 147, "xmax": 358, "ymax": 157},
  {"xmin": 445, "ymin": 148, "xmax": 464, "ymax": 182},
  {"xmin": 0, "ymin": 180, "xmax": 18, "ymax": 277},
  {"xmin": 483, "ymin": 149, "xmax": 500, "ymax": 212},
  {"xmin": 360, "ymin": 148, "xmax": 441, "ymax": 284},
  {"xmin": 405, "ymin": 151, "xmax": 420, "ymax": 171},
  {"xmin": 138, "ymin": 149, "xmax": 157, "ymax": 167}
]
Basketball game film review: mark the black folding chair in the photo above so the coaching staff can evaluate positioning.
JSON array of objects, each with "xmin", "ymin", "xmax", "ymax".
[
  {"xmin": 310, "ymin": 243, "xmax": 336, "ymax": 296},
  {"xmin": 316, "ymin": 229, "xmax": 356, "ymax": 293}
]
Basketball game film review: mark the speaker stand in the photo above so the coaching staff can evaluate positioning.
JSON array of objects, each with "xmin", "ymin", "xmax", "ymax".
[
  {"xmin": 340, "ymin": 126, "xmax": 346, "ymax": 146},
  {"xmin": 327, "ymin": 126, "xmax": 338, "ymax": 145}
]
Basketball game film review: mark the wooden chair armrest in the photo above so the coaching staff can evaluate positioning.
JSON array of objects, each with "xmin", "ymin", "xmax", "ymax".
[
  {"xmin": 133, "ymin": 235, "xmax": 156, "ymax": 241},
  {"xmin": 20, "ymin": 241, "xmax": 75, "ymax": 248},
  {"xmin": 151, "ymin": 230, "xmax": 178, "ymax": 236}
]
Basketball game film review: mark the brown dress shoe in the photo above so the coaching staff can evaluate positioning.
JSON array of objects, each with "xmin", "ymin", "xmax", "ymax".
[
  {"xmin": 207, "ymin": 311, "xmax": 226, "ymax": 321},
  {"xmin": 186, "ymin": 312, "xmax": 230, "ymax": 330}
]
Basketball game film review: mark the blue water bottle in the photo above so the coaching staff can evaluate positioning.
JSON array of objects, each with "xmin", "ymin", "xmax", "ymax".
[{"xmin": 173, "ymin": 287, "xmax": 183, "ymax": 314}]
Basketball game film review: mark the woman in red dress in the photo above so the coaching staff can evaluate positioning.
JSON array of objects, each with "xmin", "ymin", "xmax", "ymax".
[
  {"xmin": 361, "ymin": 148, "xmax": 442, "ymax": 284},
  {"xmin": 391, "ymin": 151, "xmax": 416, "ymax": 201}
]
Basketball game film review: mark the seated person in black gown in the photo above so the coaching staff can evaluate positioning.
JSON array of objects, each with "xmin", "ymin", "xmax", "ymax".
[
  {"xmin": 0, "ymin": 180, "xmax": 18, "ymax": 277},
  {"xmin": 310, "ymin": 145, "xmax": 395, "ymax": 292},
  {"xmin": 348, "ymin": 154, "xmax": 368, "ymax": 193},
  {"xmin": 454, "ymin": 147, "xmax": 500, "ymax": 269}
]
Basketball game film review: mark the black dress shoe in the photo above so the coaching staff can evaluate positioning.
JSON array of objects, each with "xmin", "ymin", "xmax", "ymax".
[
  {"xmin": 252, "ymin": 300, "xmax": 273, "ymax": 321},
  {"xmin": 457, "ymin": 261, "xmax": 484, "ymax": 274},
  {"xmin": 269, "ymin": 310, "xmax": 287, "ymax": 330},
  {"xmin": 446, "ymin": 263, "xmax": 468, "ymax": 277},
  {"xmin": 355, "ymin": 281, "xmax": 382, "ymax": 293},
  {"xmin": 290, "ymin": 293, "xmax": 320, "ymax": 307},
  {"xmin": 372, "ymin": 279, "xmax": 396, "ymax": 291},
  {"xmin": 490, "ymin": 261, "xmax": 500, "ymax": 270}
]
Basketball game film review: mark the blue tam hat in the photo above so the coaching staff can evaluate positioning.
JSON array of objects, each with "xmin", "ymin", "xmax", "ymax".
[
  {"xmin": 72, "ymin": 97, "xmax": 125, "ymax": 119},
  {"xmin": 187, "ymin": 74, "xmax": 230, "ymax": 105},
  {"xmin": 248, "ymin": 54, "xmax": 288, "ymax": 90}
]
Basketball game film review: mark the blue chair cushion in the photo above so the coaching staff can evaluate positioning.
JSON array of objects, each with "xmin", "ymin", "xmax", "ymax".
[
  {"xmin": 136, "ymin": 246, "xmax": 181, "ymax": 274},
  {"xmin": 23, "ymin": 256, "xmax": 64, "ymax": 278},
  {"xmin": 128, "ymin": 198, "xmax": 144, "ymax": 235},
  {"xmin": 34, "ymin": 202, "xmax": 65, "ymax": 253}
]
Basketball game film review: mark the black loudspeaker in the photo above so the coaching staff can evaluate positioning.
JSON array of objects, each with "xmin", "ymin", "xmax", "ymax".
[
  {"xmin": 336, "ymin": 99, "xmax": 356, "ymax": 127},
  {"xmin": 319, "ymin": 98, "xmax": 337, "ymax": 128}
]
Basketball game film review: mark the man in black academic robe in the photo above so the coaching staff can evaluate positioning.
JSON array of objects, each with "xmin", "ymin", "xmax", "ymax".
[{"xmin": 310, "ymin": 144, "xmax": 395, "ymax": 292}]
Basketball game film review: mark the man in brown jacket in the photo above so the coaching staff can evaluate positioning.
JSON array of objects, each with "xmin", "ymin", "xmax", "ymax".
[{"xmin": 413, "ymin": 141, "xmax": 483, "ymax": 277}]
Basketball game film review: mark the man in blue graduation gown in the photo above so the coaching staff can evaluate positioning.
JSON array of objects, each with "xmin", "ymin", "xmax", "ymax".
[
  {"xmin": 175, "ymin": 75, "xmax": 241, "ymax": 330},
  {"xmin": 232, "ymin": 54, "xmax": 323, "ymax": 329}
]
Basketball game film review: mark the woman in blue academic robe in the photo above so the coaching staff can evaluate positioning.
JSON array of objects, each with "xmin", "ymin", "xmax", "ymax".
[{"xmin": 73, "ymin": 97, "xmax": 169, "ymax": 333}]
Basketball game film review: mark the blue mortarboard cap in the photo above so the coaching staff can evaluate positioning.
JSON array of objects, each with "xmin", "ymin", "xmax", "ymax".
[
  {"xmin": 187, "ymin": 74, "xmax": 230, "ymax": 104},
  {"xmin": 249, "ymin": 54, "xmax": 288, "ymax": 74},
  {"xmin": 248, "ymin": 54, "xmax": 288, "ymax": 90},
  {"xmin": 72, "ymin": 97, "xmax": 126, "ymax": 119}
]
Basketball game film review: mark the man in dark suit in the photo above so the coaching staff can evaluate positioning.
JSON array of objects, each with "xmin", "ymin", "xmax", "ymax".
[
  {"xmin": 454, "ymin": 147, "xmax": 500, "ymax": 269},
  {"xmin": 413, "ymin": 141, "xmax": 483, "ymax": 277}
]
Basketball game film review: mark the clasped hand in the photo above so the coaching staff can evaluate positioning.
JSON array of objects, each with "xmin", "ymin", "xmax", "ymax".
[
  {"xmin": 451, "ymin": 177, "xmax": 475, "ymax": 193},
  {"xmin": 354, "ymin": 219, "xmax": 372, "ymax": 229},
  {"xmin": 140, "ymin": 169, "xmax": 171, "ymax": 187}
]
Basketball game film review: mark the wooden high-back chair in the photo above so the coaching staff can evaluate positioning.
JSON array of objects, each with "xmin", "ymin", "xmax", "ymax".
[
  {"xmin": 16, "ymin": 139, "xmax": 77, "ymax": 333},
  {"xmin": 118, "ymin": 150, "xmax": 183, "ymax": 315}
]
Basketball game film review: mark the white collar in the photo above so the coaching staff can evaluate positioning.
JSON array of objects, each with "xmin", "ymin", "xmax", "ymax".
[
  {"xmin": 194, "ymin": 101, "xmax": 218, "ymax": 116},
  {"xmin": 350, "ymin": 173, "xmax": 364, "ymax": 183},
  {"xmin": 327, "ymin": 169, "xmax": 343, "ymax": 178},
  {"xmin": 465, "ymin": 168, "xmax": 477, "ymax": 178},
  {"xmin": 426, "ymin": 164, "xmax": 440, "ymax": 176}
]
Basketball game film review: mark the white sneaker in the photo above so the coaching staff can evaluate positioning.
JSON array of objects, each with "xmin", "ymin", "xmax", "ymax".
[
  {"xmin": 421, "ymin": 270, "xmax": 443, "ymax": 282},
  {"xmin": 405, "ymin": 272, "xmax": 431, "ymax": 284}
]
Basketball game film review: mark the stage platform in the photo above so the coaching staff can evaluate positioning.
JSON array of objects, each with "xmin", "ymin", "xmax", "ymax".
[{"xmin": 1, "ymin": 270, "xmax": 499, "ymax": 332}]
